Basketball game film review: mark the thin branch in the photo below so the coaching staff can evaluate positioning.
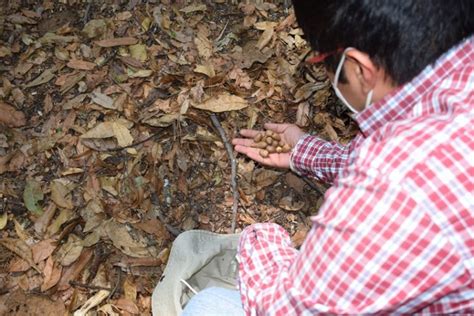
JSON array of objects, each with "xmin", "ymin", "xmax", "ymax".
[
  {"xmin": 301, "ymin": 176, "xmax": 326, "ymax": 196},
  {"xmin": 70, "ymin": 281, "xmax": 112, "ymax": 292},
  {"xmin": 210, "ymin": 114, "xmax": 239, "ymax": 232},
  {"xmin": 83, "ymin": 0, "xmax": 93, "ymax": 25}
]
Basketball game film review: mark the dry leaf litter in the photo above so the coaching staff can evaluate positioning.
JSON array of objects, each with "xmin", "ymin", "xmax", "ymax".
[{"xmin": 0, "ymin": 0, "xmax": 358, "ymax": 314}]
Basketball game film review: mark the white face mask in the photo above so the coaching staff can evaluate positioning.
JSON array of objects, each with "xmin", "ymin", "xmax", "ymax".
[{"xmin": 332, "ymin": 47, "xmax": 373, "ymax": 114}]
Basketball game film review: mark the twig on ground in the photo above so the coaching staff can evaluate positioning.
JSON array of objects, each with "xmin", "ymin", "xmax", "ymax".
[
  {"xmin": 83, "ymin": 0, "xmax": 93, "ymax": 25},
  {"xmin": 215, "ymin": 20, "xmax": 229, "ymax": 43},
  {"xmin": 70, "ymin": 281, "xmax": 112, "ymax": 292},
  {"xmin": 108, "ymin": 267, "xmax": 122, "ymax": 299},
  {"xmin": 151, "ymin": 193, "xmax": 183, "ymax": 237},
  {"xmin": 210, "ymin": 114, "xmax": 240, "ymax": 233},
  {"xmin": 301, "ymin": 176, "xmax": 326, "ymax": 196},
  {"xmin": 109, "ymin": 128, "xmax": 166, "ymax": 152}
]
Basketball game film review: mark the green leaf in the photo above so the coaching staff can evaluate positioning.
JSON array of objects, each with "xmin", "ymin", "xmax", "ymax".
[{"xmin": 23, "ymin": 179, "xmax": 44, "ymax": 215}]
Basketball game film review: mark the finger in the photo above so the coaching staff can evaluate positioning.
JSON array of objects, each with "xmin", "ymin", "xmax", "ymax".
[
  {"xmin": 232, "ymin": 138, "xmax": 255, "ymax": 147},
  {"xmin": 234, "ymin": 145, "xmax": 267, "ymax": 163},
  {"xmin": 238, "ymin": 129, "xmax": 261, "ymax": 138},
  {"xmin": 263, "ymin": 123, "xmax": 291, "ymax": 133}
]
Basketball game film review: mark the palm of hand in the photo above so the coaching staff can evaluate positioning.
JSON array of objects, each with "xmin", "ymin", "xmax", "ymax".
[{"xmin": 232, "ymin": 123, "xmax": 306, "ymax": 169}]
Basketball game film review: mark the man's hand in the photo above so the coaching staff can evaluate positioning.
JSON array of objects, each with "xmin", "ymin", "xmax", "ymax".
[{"xmin": 232, "ymin": 123, "xmax": 306, "ymax": 169}]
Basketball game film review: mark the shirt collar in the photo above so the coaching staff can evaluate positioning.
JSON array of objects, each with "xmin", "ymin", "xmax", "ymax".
[{"xmin": 354, "ymin": 35, "xmax": 474, "ymax": 136}]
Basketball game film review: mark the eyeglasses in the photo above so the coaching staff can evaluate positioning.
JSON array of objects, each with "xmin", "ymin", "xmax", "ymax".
[{"xmin": 306, "ymin": 48, "xmax": 344, "ymax": 64}]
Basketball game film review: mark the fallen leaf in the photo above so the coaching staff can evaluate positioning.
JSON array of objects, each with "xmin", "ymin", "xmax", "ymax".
[
  {"xmin": 39, "ymin": 33, "xmax": 78, "ymax": 45},
  {"xmin": 0, "ymin": 213, "xmax": 7, "ymax": 230},
  {"xmin": 56, "ymin": 234, "xmax": 84, "ymax": 266},
  {"xmin": 41, "ymin": 256, "xmax": 62, "ymax": 291},
  {"xmin": 50, "ymin": 179, "xmax": 74, "ymax": 209},
  {"xmin": 32, "ymin": 239, "xmax": 57, "ymax": 263},
  {"xmin": 0, "ymin": 238, "xmax": 41, "ymax": 273},
  {"xmin": 279, "ymin": 195, "xmax": 305, "ymax": 212},
  {"xmin": 90, "ymin": 91, "xmax": 116, "ymax": 109},
  {"xmin": 73, "ymin": 289, "xmax": 110, "ymax": 316},
  {"xmin": 81, "ymin": 121, "xmax": 134, "ymax": 147},
  {"xmin": 67, "ymin": 59, "xmax": 96, "ymax": 70},
  {"xmin": 23, "ymin": 179, "xmax": 44, "ymax": 215},
  {"xmin": 129, "ymin": 44, "xmax": 147, "ymax": 62},
  {"xmin": 180, "ymin": 4, "xmax": 207, "ymax": 13},
  {"xmin": 194, "ymin": 63, "xmax": 215, "ymax": 77},
  {"xmin": 82, "ymin": 19, "xmax": 107, "ymax": 38},
  {"xmin": 105, "ymin": 219, "xmax": 158, "ymax": 258},
  {"xmin": 0, "ymin": 290, "xmax": 66, "ymax": 315},
  {"xmin": 192, "ymin": 93, "xmax": 248, "ymax": 112},
  {"xmin": 194, "ymin": 31, "xmax": 213, "ymax": 59},
  {"xmin": 115, "ymin": 298, "xmax": 139, "ymax": 314},
  {"xmin": 257, "ymin": 27, "xmax": 274, "ymax": 50},
  {"xmin": 0, "ymin": 101, "xmax": 26, "ymax": 127},
  {"xmin": 24, "ymin": 68, "xmax": 56, "ymax": 88},
  {"xmin": 95, "ymin": 37, "xmax": 138, "ymax": 47}
]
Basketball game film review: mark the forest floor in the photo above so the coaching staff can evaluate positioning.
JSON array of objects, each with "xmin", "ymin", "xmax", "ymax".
[{"xmin": 0, "ymin": 0, "xmax": 357, "ymax": 314}]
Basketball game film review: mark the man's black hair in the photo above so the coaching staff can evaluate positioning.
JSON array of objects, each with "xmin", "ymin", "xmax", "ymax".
[{"xmin": 292, "ymin": 0, "xmax": 474, "ymax": 85}]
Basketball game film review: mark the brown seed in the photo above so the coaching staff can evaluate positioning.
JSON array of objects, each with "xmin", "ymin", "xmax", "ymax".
[
  {"xmin": 253, "ymin": 141, "xmax": 267, "ymax": 149},
  {"xmin": 259, "ymin": 149, "xmax": 269, "ymax": 158},
  {"xmin": 276, "ymin": 146, "xmax": 283, "ymax": 153},
  {"xmin": 282, "ymin": 144, "xmax": 291, "ymax": 152},
  {"xmin": 265, "ymin": 137, "xmax": 273, "ymax": 145},
  {"xmin": 253, "ymin": 133, "xmax": 263, "ymax": 142},
  {"xmin": 272, "ymin": 140, "xmax": 279, "ymax": 147},
  {"xmin": 265, "ymin": 130, "xmax": 273, "ymax": 137},
  {"xmin": 267, "ymin": 146, "xmax": 276, "ymax": 153},
  {"xmin": 279, "ymin": 141, "xmax": 285, "ymax": 147},
  {"xmin": 272, "ymin": 133, "xmax": 281, "ymax": 141}
]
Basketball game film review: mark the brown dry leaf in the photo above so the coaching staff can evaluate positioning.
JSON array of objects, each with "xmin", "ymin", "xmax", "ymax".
[
  {"xmin": 123, "ymin": 277, "xmax": 137, "ymax": 301},
  {"xmin": 0, "ymin": 238, "xmax": 40, "ymax": 273},
  {"xmin": 47, "ymin": 208, "xmax": 73, "ymax": 237},
  {"xmin": 134, "ymin": 218, "xmax": 170, "ymax": 241},
  {"xmin": 82, "ymin": 19, "xmax": 107, "ymax": 38},
  {"xmin": 80, "ymin": 120, "xmax": 134, "ymax": 147},
  {"xmin": 41, "ymin": 256, "xmax": 62, "ymax": 291},
  {"xmin": 104, "ymin": 219, "xmax": 158, "ymax": 258},
  {"xmin": 32, "ymin": 239, "xmax": 57, "ymax": 264},
  {"xmin": 67, "ymin": 59, "xmax": 96, "ymax": 70},
  {"xmin": 192, "ymin": 92, "xmax": 248, "ymax": 113},
  {"xmin": 194, "ymin": 31, "xmax": 213, "ymax": 59},
  {"xmin": 24, "ymin": 68, "xmax": 56, "ymax": 88},
  {"xmin": 57, "ymin": 249, "xmax": 93, "ymax": 291},
  {"xmin": 114, "ymin": 298, "xmax": 140, "ymax": 315},
  {"xmin": 50, "ymin": 179, "xmax": 74, "ymax": 209},
  {"xmin": 194, "ymin": 63, "xmax": 215, "ymax": 77},
  {"xmin": 0, "ymin": 290, "xmax": 66, "ymax": 315},
  {"xmin": 296, "ymin": 102, "xmax": 310, "ymax": 127},
  {"xmin": 56, "ymin": 234, "xmax": 84, "ymax": 266},
  {"xmin": 257, "ymin": 27, "xmax": 274, "ymax": 50},
  {"xmin": 291, "ymin": 225, "xmax": 310, "ymax": 248},
  {"xmin": 0, "ymin": 101, "xmax": 26, "ymax": 127},
  {"xmin": 73, "ymin": 289, "xmax": 110, "ymax": 316},
  {"xmin": 90, "ymin": 91, "xmax": 116, "ymax": 109},
  {"xmin": 95, "ymin": 37, "xmax": 138, "ymax": 47},
  {"xmin": 254, "ymin": 169, "xmax": 281, "ymax": 190},
  {"xmin": 180, "ymin": 4, "xmax": 207, "ymax": 14},
  {"xmin": 278, "ymin": 195, "xmax": 305, "ymax": 212}
]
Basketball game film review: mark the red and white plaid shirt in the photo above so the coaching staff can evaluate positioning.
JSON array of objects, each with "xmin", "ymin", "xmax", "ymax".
[{"xmin": 237, "ymin": 36, "xmax": 474, "ymax": 315}]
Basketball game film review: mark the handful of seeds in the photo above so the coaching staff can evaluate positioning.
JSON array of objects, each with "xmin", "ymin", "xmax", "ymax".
[{"xmin": 252, "ymin": 130, "xmax": 292, "ymax": 158}]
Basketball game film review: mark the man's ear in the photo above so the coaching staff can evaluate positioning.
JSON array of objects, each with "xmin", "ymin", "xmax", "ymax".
[{"xmin": 345, "ymin": 49, "xmax": 378, "ymax": 94}]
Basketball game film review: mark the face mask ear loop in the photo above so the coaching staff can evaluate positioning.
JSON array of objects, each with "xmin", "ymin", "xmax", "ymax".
[{"xmin": 365, "ymin": 89, "xmax": 374, "ymax": 108}]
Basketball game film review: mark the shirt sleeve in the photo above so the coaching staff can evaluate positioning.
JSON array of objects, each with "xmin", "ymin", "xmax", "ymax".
[
  {"xmin": 289, "ymin": 134, "xmax": 359, "ymax": 184},
  {"xmin": 237, "ymin": 164, "xmax": 468, "ymax": 315}
]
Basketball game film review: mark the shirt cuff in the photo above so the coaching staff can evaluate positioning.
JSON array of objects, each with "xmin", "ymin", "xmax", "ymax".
[{"xmin": 289, "ymin": 133, "xmax": 312, "ymax": 175}]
